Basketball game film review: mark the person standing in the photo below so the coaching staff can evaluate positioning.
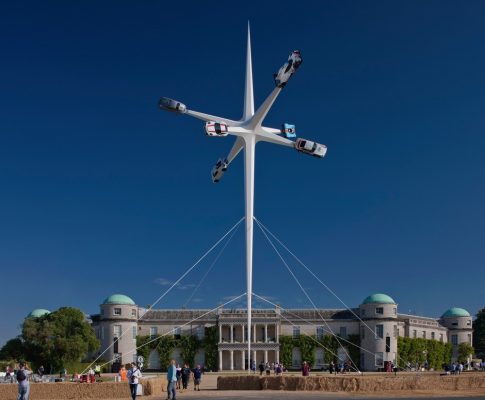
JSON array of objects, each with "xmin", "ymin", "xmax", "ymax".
[
  {"xmin": 17, "ymin": 362, "xmax": 31, "ymax": 400},
  {"xmin": 192, "ymin": 364, "xmax": 202, "ymax": 391},
  {"xmin": 127, "ymin": 362, "xmax": 142, "ymax": 400},
  {"xmin": 94, "ymin": 364, "xmax": 101, "ymax": 378},
  {"xmin": 250, "ymin": 360, "xmax": 256, "ymax": 373},
  {"xmin": 181, "ymin": 363, "xmax": 191, "ymax": 389},
  {"xmin": 302, "ymin": 361, "xmax": 310, "ymax": 376},
  {"xmin": 167, "ymin": 360, "xmax": 177, "ymax": 400}
]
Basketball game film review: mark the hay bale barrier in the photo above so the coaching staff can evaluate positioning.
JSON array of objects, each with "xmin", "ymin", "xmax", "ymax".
[
  {"xmin": 0, "ymin": 376, "xmax": 166, "ymax": 400},
  {"xmin": 217, "ymin": 373, "xmax": 485, "ymax": 393}
]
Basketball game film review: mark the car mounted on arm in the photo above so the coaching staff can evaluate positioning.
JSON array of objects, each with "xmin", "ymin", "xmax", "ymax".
[{"xmin": 273, "ymin": 50, "xmax": 302, "ymax": 88}]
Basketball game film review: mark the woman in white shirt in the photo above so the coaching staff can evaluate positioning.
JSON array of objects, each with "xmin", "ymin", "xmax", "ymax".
[{"xmin": 127, "ymin": 362, "xmax": 142, "ymax": 400}]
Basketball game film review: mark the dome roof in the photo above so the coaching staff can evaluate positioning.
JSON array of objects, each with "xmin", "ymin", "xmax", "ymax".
[
  {"xmin": 362, "ymin": 293, "xmax": 396, "ymax": 305},
  {"xmin": 442, "ymin": 307, "xmax": 470, "ymax": 318},
  {"xmin": 27, "ymin": 309, "xmax": 50, "ymax": 318},
  {"xmin": 103, "ymin": 294, "xmax": 135, "ymax": 305}
]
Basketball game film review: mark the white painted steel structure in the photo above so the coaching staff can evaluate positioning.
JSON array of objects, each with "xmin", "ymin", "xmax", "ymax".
[{"xmin": 159, "ymin": 24, "xmax": 326, "ymax": 370}]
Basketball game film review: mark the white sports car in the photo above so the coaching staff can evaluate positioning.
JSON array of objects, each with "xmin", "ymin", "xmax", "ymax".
[
  {"xmin": 205, "ymin": 121, "xmax": 229, "ymax": 136},
  {"xmin": 295, "ymin": 138, "xmax": 327, "ymax": 158},
  {"xmin": 159, "ymin": 97, "xmax": 187, "ymax": 114},
  {"xmin": 211, "ymin": 158, "xmax": 228, "ymax": 183},
  {"xmin": 274, "ymin": 50, "xmax": 302, "ymax": 88}
]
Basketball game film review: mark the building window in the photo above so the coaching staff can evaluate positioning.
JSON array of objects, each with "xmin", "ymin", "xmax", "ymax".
[
  {"xmin": 413, "ymin": 330, "xmax": 417, "ymax": 338},
  {"xmin": 339, "ymin": 326, "xmax": 347, "ymax": 339},
  {"xmin": 114, "ymin": 308, "xmax": 122, "ymax": 316},
  {"xmin": 361, "ymin": 309, "xmax": 366, "ymax": 317},
  {"xmin": 451, "ymin": 334, "xmax": 458, "ymax": 345},
  {"xmin": 467, "ymin": 320, "xmax": 471, "ymax": 326},
  {"xmin": 439, "ymin": 333, "xmax": 443, "ymax": 342},
  {"xmin": 375, "ymin": 352, "xmax": 384, "ymax": 367},
  {"xmin": 113, "ymin": 325, "xmax": 121, "ymax": 338},
  {"xmin": 422, "ymin": 331, "xmax": 426, "ymax": 339},
  {"xmin": 393, "ymin": 308, "xmax": 397, "ymax": 315},
  {"xmin": 132, "ymin": 309, "xmax": 137, "ymax": 317},
  {"xmin": 316, "ymin": 326, "xmax": 324, "ymax": 340},
  {"xmin": 468, "ymin": 334, "xmax": 472, "ymax": 344},
  {"xmin": 375, "ymin": 307, "xmax": 384, "ymax": 315},
  {"xmin": 375, "ymin": 324, "xmax": 384, "ymax": 339},
  {"xmin": 293, "ymin": 326, "xmax": 300, "ymax": 339},
  {"xmin": 150, "ymin": 327, "xmax": 158, "ymax": 338},
  {"xmin": 431, "ymin": 332, "xmax": 435, "ymax": 340},
  {"xmin": 132, "ymin": 326, "xmax": 137, "ymax": 339}
]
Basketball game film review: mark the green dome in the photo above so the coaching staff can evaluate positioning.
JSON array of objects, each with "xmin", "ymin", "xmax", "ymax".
[
  {"xmin": 103, "ymin": 294, "xmax": 135, "ymax": 305},
  {"xmin": 442, "ymin": 307, "xmax": 470, "ymax": 318},
  {"xmin": 27, "ymin": 309, "xmax": 50, "ymax": 318},
  {"xmin": 362, "ymin": 293, "xmax": 396, "ymax": 305}
]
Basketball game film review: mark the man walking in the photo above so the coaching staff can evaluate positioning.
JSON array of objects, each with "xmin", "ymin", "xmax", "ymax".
[
  {"xmin": 17, "ymin": 362, "xmax": 31, "ymax": 400},
  {"xmin": 167, "ymin": 360, "xmax": 177, "ymax": 400},
  {"xmin": 127, "ymin": 362, "xmax": 142, "ymax": 400}
]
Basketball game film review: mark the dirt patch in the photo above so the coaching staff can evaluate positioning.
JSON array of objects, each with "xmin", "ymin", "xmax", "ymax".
[{"xmin": 217, "ymin": 373, "xmax": 485, "ymax": 393}]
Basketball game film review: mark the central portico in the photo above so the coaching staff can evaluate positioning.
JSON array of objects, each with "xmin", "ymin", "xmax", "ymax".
[{"xmin": 217, "ymin": 308, "xmax": 280, "ymax": 371}]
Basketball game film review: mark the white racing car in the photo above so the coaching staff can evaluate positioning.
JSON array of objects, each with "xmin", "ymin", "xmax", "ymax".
[
  {"xmin": 211, "ymin": 158, "xmax": 228, "ymax": 183},
  {"xmin": 274, "ymin": 50, "xmax": 302, "ymax": 88},
  {"xmin": 205, "ymin": 121, "xmax": 229, "ymax": 136},
  {"xmin": 295, "ymin": 138, "xmax": 327, "ymax": 158},
  {"xmin": 159, "ymin": 97, "xmax": 187, "ymax": 114}
]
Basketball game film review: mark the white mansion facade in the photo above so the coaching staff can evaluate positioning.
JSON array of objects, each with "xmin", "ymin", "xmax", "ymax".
[{"xmin": 87, "ymin": 293, "xmax": 473, "ymax": 371}]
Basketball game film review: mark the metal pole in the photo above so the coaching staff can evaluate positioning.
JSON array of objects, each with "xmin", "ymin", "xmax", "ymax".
[{"xmin": 244, "ymin": 134, "xmax": 255, "ymax": 371}]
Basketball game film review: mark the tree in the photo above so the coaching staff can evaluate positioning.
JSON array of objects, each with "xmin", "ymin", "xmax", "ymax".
[
  {"xmin": 0, "ymin": 338, "xmax": 27, "ymax": 361},
  {"xmin": 458, "ymin": 342, "xmax": 474, "ymax": 363},
  {"xmin": 473, "ymin": 308, "xmax": 485, "ymax": 358},
  {"xmin": 22, "ymin": 307, "xmax": 99, "ymax": 371}
]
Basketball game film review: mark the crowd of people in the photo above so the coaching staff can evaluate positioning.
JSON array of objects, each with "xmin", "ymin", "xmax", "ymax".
[{"xmin": 255, "ymin": 361, "xmax": 285, "ymax": 375}]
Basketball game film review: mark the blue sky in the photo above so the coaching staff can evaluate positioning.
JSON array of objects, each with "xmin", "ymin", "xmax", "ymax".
[{"xmin": 1, "ymin": 0, "xmax": 484, "ymax": 346}]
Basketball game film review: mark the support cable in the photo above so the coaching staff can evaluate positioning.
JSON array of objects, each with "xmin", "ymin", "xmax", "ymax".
[
  {"xmin": 83, "ymin": 217, "xmax": 245, "ymax": 373},
  {"xmin": 183, "ymin": 222, "xmax": 241, "ymax": 308},
  {"xmin": 253, "ymin": 293, "xmax": 360, "ymax": 373},
  {"xmin": 254, "ymin": 217, "xmax": 377, "ymax": 339},
  {"xmin": 254, "ymin": 217, "xmax": 360, "ymax": 373},
  {"xmin": 255, "ymin": 218, "xmax": 408, "ymax": 371},
  {"xmin": 253, "ymin": 293, "xmax": 377, "ymax": 360}
]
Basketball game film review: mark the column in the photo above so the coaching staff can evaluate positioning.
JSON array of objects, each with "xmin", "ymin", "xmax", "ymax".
[
  {"xmin": 230, "ymin": 350, "xmax": 234, "ymax": 370},
  {"xmin": 241, "ymin": 350, "xmax": 245, "ymax": 371},
  {"xmin": 276, "ymin": 349, "xmax": 280, "ymax": 364},
  {"xmin": 219, "ymin": 324, "xmax": 222, "ymax": 343},
  {"xmin": 230, "ymin": 324, "xmax": 234, "ymax": 343},
  {"xmin": 253, "ymin": 324, "xmax": 257, "ymax": 343},
  {"xmin": 276, "ymin": 324, "xmax": 279, "ymax": 342},
  {"xmin": 242, "ymin": 324, "xmax": 245, "ymax": 343},
  {"xmin": 264, "ymin": 350, "xmax": 268, "ymax": 364},
  {"xmin": 253, "ymin": 350, "xmax": 257, "ymax": 365},
  {"xmin": 264, "ymin": 324, "xmax": 268, "ymax": 343},
  {"xmin": 219, "ymin": 350, "xmax": 223, "ymax": 371}
]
